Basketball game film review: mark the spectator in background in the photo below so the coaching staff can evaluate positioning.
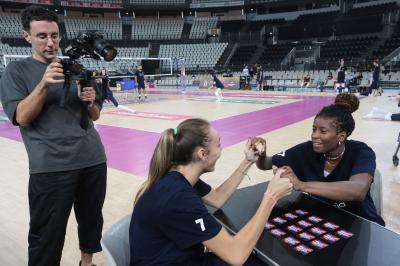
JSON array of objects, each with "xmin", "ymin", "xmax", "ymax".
[{"xmin": 301, "ymin": 73, "xmax": 311, "ymax": 88}]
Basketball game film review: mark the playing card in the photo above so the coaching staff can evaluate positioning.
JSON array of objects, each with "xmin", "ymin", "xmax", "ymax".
[
  {"xmin": 264, "ymin": 222, "xmax": 275, "ymax": 230},
  {"xmin": 322, "ymin": 222, "xmax": 339, "ymax": 231},
  {"xmin": 284, "ymin": 212, "xmax": 299, "ymax": 220},
  {"xmin": 309, "ymin": 226, "xmax": 327, "ymax": 236},
  {"xmin": 287, "ymin": 225, "xmax": 303, "ymax": 234},
  {"xmin": 297, "ymin": 220, "xmax": 313, "ymax": 228},
  {"xmin": 336, "ymin": 229, "xmax": 354, "ymax": 239},
  {"xmin": 269, "ymin": 228, "xmax": 286, "ymax": 238},
  {"xmin": 308, "ymin": 215, "xmax": 323, "ymax": 224},
  {"xmin": 310, "ymin": 239, "xmax": 329, "ymax": 249},
  {"xmin": 272, "ymin": 217, "xmax": 287, "ymax": 225},
  {"xmin": 322, "ymin": 233, "xmax": 340, "ymax": 243},
  {"xmin": 297, "ymin": 232, "xmax": 316, "ymax": 241},
  {"xmin": 294, "ymin": 244, "xmax": 313, "ymax": 255},
  {"xmin": 294, "ymin": 209, "xmax": 309, "ymax": 216},
  {"xmin": 283, "ymin": 236, "xmax": 300, "ymax": 246}
]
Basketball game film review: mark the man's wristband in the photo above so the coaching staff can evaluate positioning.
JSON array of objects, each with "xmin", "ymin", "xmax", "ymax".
[{"xmin": 264, "ymin": 191, "xmax": 277, "ymax": 205}]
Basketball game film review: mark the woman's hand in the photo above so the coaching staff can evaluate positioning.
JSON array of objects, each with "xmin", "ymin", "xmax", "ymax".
[
  {"xmin": 266, "ymin": 167, "xmax": 293, "ymax": 201},
  {"xmin": 273, "ymin": 165, "xmax": 304, "ymax": 191},
  {"xmin": 250, "ymin": 137, "xmax": 266, "ymax": 156},
  {"xmin": 244, "ymin": 138, "xmax": 259, "ymax": 162}
]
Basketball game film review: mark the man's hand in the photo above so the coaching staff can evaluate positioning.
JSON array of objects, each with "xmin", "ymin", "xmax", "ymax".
[
  {"xmin": 78, "ymin": 83, "xmax": 96, "ymax": 105},
  {"xmin": 272, "ymin": 165, "xmax": 304, "ymax": 191},
  {"xmin": 40, "ymin": 62, "xmax": 64, "ymax": 87}
]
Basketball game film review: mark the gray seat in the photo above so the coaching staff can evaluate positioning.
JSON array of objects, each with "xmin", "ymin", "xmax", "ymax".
[
  {"xmin": 370, "ymin": 169, "xmax": 383, "ymax": 216},
  {"xmin": 101, "ymin": 214, "xmax": 131, "ymax": 266}
]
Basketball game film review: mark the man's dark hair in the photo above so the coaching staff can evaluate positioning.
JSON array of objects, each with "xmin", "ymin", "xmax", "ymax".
[{"xmin": 21, "ymin": 6, "xmax": 58, "ymax": 32}]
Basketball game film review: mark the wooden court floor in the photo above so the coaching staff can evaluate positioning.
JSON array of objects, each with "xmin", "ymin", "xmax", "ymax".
[{"xmin": 0, "ymin": 89, "xmax": 399, "ymax": 265}]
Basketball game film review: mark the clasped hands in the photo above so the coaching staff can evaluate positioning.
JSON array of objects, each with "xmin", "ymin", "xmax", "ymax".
[{"xmin": 246, "ymin": 137, "xmax": 303, "ymax": 191}]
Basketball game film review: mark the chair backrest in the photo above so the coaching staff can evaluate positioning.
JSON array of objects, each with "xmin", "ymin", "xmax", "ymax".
[
  {"xmin": 370, "ymin": 169, "xmax": 382, "ymax": 217},
  {"xmin": 101, "ymin": 214, "xmax": 131, "ymax": 266}
]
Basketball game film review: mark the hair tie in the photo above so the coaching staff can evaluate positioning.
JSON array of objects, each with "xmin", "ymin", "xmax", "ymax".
[{"xmin": 173, "ymin": 128, "xmax": 178, "ymax": 137}]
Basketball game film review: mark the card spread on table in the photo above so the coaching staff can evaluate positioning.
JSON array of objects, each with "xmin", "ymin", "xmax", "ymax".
[{"xmin": 267, "ymin": 210, "xmax": 354, "ymax": 255}]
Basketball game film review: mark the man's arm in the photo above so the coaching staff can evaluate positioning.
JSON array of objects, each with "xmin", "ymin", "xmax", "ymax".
[
  {"xmin": 88, "ymin": 104, "xmax": 101, "ymax": 121},
  {"xmin": 16, "ymin": 62, "xmax": 64, "ymax": 126}
]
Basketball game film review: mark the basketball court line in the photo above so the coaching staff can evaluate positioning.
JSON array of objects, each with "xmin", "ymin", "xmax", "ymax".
[
  {"xmin": 189, "ymin": 98, "xmax": 279, "ymax": 104},
  {"xmin": 102, "ymin": 110, "xmax": 192, "ymax": 120}
]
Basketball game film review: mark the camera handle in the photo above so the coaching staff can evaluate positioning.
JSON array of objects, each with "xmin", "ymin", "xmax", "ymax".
[
  {"xmin": 79, "ymin": 78, "xmax": 92, "ymax": 130},
  {"xmin": 80, "ymin": 102, "xmax": 89, "ymax": 129},
  {"xmin": 59, "ymin": 74, "xmax": 71, "ymax": 108}
]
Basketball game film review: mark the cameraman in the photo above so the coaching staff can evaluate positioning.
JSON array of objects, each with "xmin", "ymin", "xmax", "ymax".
[{"xmin": 0, "ymin": 6, "xmax": 107, "ymax": 266}]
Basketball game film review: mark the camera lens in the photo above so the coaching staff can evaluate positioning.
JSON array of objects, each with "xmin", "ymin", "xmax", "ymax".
[{"xmin": 94, "ymin": 39, "xmax": 117, "ymax": 61}]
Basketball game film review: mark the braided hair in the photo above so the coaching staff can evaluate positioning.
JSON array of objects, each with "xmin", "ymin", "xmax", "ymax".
[{"xmin": 316, "ymin": 93, "xmax": 359, "ymax": 137}]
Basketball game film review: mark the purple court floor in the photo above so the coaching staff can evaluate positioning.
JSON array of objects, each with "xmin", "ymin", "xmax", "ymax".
[{"xmin": 0, "ymin": 93, "xmax": 334, "ymax": 177}]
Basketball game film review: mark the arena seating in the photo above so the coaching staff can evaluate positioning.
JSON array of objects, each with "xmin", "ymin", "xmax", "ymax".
[
  {"xmin": 158, "ymin": 43, "xmax": 228, "ymax": 70},
  {"xmin": 65, "ymin": 17, "xmax": 122, "ymax": 40},
  {"xmin": 189, "ymin": 17, "xmax": 218, "ymax": 39},
  {"xmin": 0, "ymin": 13, "xmax": 22, "ymax": 38}
]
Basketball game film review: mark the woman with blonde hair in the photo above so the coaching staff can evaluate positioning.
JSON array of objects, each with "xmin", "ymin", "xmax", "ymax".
[{"xmin": 130, "ymin": 118, "xmax": 293, "ymax": 265}]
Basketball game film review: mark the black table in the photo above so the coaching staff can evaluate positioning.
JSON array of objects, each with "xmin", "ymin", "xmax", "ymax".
[{"xmin": 212, "ymin": 182, "xmax": 400, "ymax": 266}]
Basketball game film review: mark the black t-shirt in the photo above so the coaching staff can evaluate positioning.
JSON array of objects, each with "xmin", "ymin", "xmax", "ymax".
[
  {"xmin": 373, "ymin": 65, "xmax": 380, "ymax": 81},
  {"xmin": 337, "ymin": 66, "xmax": 346, "ymax": 82},
  {"xmin": 213, "ymin": 76, "xmax": 224, "ymax": 89},
  {"xmin": 135, "ymin": 70, "xmax": 145, "ymax": 85},
  {"xmin": 0, "ymin": 57, "xmax": 106, "ymax": 174},
  {"xmin": 130, "ymin": 171, "xmax": 222, "ymax": 266},
  {"xmin": 271, "ymin": 140, "xmax": 385, "ymax": 226}
]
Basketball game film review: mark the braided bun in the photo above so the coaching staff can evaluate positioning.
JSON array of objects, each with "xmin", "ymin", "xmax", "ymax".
[{"xmin": 334, "ymin": 93, "xmax": 359, "ymax": 113}]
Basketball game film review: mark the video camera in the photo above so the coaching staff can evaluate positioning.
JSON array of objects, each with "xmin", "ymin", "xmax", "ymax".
[{"xmin": 59, "ymin": 30, "xmax": 118, "ymax": 129}]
